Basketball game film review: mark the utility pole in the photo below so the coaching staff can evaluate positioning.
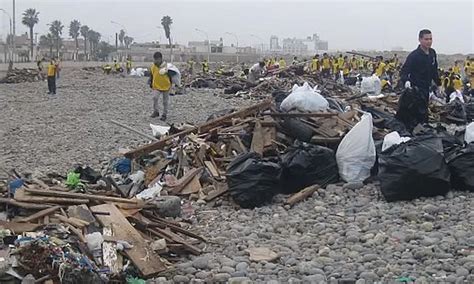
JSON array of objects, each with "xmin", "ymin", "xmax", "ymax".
[{"xmin": 12, "ymin": 0, "xmax": 16, "ymax": 63}]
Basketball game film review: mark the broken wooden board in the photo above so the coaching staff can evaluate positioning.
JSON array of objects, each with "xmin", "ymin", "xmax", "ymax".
[
  {"xmin": 0, "ymin": 220, "xmax": 41, "ymax": 234},
  {"xmin": 67, "ymin": 205, "xmax": 96, "ymax": 224},
  {"xmin": 145, "ymin": 159, "xmax": 170, "ymax": 187},
  {"xmin": 204, "ymin": 183, "xmax": 229, "ymax": 201},
  {"xmin": 14, "ymin": 188, "xmax": 89, "ymax": 204},
  {"xmin": 124, "ymin": 99, "xmax": 272, "ymax": 159},
  {"xmin": 90, "ymin": 204, "xmax": 167, "ymax": 277},
  {"xmin": 18, "ymin": 205, "xmax": 61, "ymax": 223},
  {"xmin": 167, "ymin": 167, "xmax": 203, "ymax": 195},
  {"xmin": 204, "ymin": 161, "xmax": 220, "ymax": 178},
  {"xmin": 285, "ymin": 184, "xmax": 320, "ymax": 207},
  {"xmin": 24, "ymin": 187, "xmax": 138, "ymax": 204},
  {"xmin": 250, "ymin": 120, "xmax": 264, "ymax": 155},
  {"xmin": 0, "ymin": 197, "xmax": 53, "ymax": 209},
  {"xmin": 180, "ymin": 175, "xmax": 202, "ymax": 195}
]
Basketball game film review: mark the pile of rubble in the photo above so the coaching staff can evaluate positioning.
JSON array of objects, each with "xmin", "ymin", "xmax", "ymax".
[{"xmin": 0, "ymin": 68, "xmax": 43, "ymax": 84}]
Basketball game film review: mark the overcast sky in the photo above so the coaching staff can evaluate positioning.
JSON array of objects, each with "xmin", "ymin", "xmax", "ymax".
[{"xmin": 1, "ymin": 0, "xmax": 472, "ymax": 54}]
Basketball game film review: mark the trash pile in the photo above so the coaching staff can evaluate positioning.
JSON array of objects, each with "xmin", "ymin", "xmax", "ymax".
[
  {"xmin": 0, "ymin": 68, "xmax": 43, "ymax": 84},
  {"xmin": 0, "ymin": 164, "xmax": 207, "ymax": 282}
]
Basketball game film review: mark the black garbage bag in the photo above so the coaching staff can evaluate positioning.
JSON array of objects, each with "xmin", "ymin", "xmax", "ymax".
[
  {"xmin": 74, "ymin": 166, "xmax": 101, "ymax": 183},
  {"xmin": 272, "ymin": 90, "xmax": 289, "ymax": 110},
  {"xmin": 226, "ymin": 152, "xmax": 281, "ymax": 208},
  {"xmin": 363, "ymin": 106, "xmax": 409, "ymax": 136},
  {"xmin": 444, "ymin": 98, "xmax": 467, "ymax": 124},
  {"xmin": 378, "ymin": 136, "xmax": 451, "ymax": 201},
  {"xmin": 395, "ymin": 87, "xmax": 429, "ymax": 132},
  {"xmin": 224, "ymin": 84, "xmax": 243, "ymax": 94},
  {"xmin": 280, "ymin": 142, "xmax": 339, "ymax": 193},
  {"xmin": 465, "ymin": 102, "xmax": 474, "ymax": 121},
  {"xmin": 279, "ymin": 118, "xmax": 314, "ymax": 142},
  {"xmin": 446, "ymin": 143, "xmax": 474, "ymax": 192}
]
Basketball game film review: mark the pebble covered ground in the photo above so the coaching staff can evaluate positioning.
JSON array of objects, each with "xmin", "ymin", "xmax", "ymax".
[{"xmin": 1, "ymin": 68, "xmax": 473, "ymax": 283}]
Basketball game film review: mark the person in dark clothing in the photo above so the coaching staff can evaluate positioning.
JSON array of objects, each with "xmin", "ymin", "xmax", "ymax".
[{"xmin": 396, "ymin": 29, "xmax": 441, "ymax": 129}]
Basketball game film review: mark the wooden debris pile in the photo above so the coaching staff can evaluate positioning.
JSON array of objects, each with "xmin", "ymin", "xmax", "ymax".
[{"xmin": 0, "ymin": 68, "xmax": 42, "ymax": 84}]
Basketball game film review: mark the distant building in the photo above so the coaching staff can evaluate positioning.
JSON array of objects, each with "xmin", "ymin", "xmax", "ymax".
[
  {"xmin": 188, "ymin": 38, "xmax": 224, "ymax": 53},
  {"xmin": 270, "ymin": 35, "xmax": 280, "ymax": 51}
]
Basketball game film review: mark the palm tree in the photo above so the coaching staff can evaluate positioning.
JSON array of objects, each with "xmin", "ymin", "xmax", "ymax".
[
  {"xmin": 69, "ymin": 20, "xmax": 81, "ymax": 60},
  {"xmin": 161, "ymin": 15, "xmax": 173, "ymax": 62},
  {"xmin": 124, "ymin": 35, "xmax": 134, "ymax": 49},
  {"xmin": 21, "ymin": 8, "xmax": 39, "ymax": 60},
  {"xmin": 88, "ymin": 30, "xmax": 101, "ymax": 59},
  {"xmin": 39, "ymin": 33, "xmax": 54, "ymax": 57},
  {"xmin": 49, "ymin": 20, "xmax": 63, "ymax": 57},
  {"xmin": 80, "ymin": 25, "xmax": 90, "ymax": 60},
  {"xmin": 118, "ymin": 29, "xmax": 125, "ymax": 47}
]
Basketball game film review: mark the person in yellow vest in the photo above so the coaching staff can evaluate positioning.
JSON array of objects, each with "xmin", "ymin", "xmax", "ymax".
[
  {"xmin": 279, "ymin": 57, "xmax": 287, "ymax": 69},
  {"xmin": 358, "ymin": 57, "xmax": 365, "ymax": 71},
  {"xmin": 392, "ymin": 53, "xmax": 399, "ymax": 67},
  {"xmin": 452, "ymin": 74, "xmax": 463, "ymax": 92},
  {"xmin": 387, "ymin": 60, "xmax": 396, "ymax": 81},
  {"xmin": 202, "ymin": 59, "xmax": 209, "ymax": 74},
  {"xmin": 321, "ymin": 53, "xmax": 331, "ymax": 78},
  {"xmin": 149, "ymin": 52, "xmax": 172, "ymax": 121},
  {"xmin": 126, "ymin": 56, "xmax": 132, "ymax": 74},
  {"xmin": 374, "ymin": 56, "xmax": 386, "ymax": 77},
  {"xmin": 342, "ymin": 56, "xmax": 350, "ymax": 78},
  {"xmin": 452, "ymin": 61, "xmax": 461, "ymax": 75},
  {"xmin": 47, "ymin": 58, "xmax": 57, "ymax": 95},
  {"xmin": 310, "ymin": 54, "xmax": 320, "ymax": 73},
  {"xmin": 113, "ymin": 59, "xmax": 122, "ymax": 73},
  {"xmin": 350, "ymin": 55, "xmax": 358, "ymax": 71},
  {"xmin": 270, "ymin": 57, "xmax": 276, "ymax": 66}
]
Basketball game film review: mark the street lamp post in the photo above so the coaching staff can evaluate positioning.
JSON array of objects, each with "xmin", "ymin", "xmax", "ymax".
[
  {"xmin": 0, "ymin": 8, "xmax": 13, "ymax": 63},
  {"xmin": 195, "ymin": 28, "xmax": 210, "ymax": 62},
  {"xmin": 225, "ymin": 32, "xmax": 239, "ymax": 63},
  {"xmin": 111, "ymin": 20, "xmax": 127, "ymax": 60},
  {"xmin": 12, "ymin": 0, "xmax": 16, "ymax": 63}
]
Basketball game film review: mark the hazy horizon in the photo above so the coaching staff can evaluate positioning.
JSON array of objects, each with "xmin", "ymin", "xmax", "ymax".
[{"xmin": 1, "ymin": 0, "xmax": 472, "ymax": 55}]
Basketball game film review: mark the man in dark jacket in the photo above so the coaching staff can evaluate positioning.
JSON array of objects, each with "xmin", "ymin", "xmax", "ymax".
[{"xmin": 397, "ymin": 29, "xmax": 441, "ymax": 129}]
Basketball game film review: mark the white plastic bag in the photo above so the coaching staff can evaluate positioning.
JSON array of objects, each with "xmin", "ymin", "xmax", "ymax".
[
  {"xmin": 465, "ymin": 122, "xmax": 474, "ymax": 144},
  {"xmin": 280, "ymin": 82, "xmax": 329, "ymax": 112},
  {"xmin": 150, "ymin": 123, "xmax": 170, "ymax": 137},
  {"xmin": 167, "ymin": 63, "xmax": 181, "ymax": 87},
  {"xmin": 382, "ymin": 131, "xmax": 411, "ymax": 152},
  {"xmin": 360, "ymin": 75, "xmax": 382, "ymax": 96},
  {"xmin": 336, "ymin": 113, "xmax": 376, "ymax": 183}
]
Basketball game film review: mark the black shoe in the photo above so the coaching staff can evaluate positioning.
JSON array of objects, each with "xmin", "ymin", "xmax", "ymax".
[
  {"xmin": 160, "ymin": 115, "xmax": 167, "ymax": 121},
  {"xmin": 150, "ymin": 111, "xmax": 160, "ymax": 118}
]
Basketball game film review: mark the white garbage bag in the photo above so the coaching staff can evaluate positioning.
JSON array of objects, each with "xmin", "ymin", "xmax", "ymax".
[
  {"xmin": 382, "ymin": 131, "xmax": 411, "ymax": 152},
  {"xmin": 150, "ymin": 123, "xmax": 170, "ymax": 137},
  {"xmin": 360, "ymin": 74, "xmax": 382, "ymax": 96},
  {"xmin": 167, "ymin": 63, "xmax": 181, "ymax": 87},
  {"xmin": 280, "ymin": 82, "xmax": 329, "ymax": 112},
  {"xmin": 336, "ymin": 113, "xmax": 376, "ymax": 183},
  {"xmin": 465, "ymin": 122, "xmax": 474, "ymax": 144}
]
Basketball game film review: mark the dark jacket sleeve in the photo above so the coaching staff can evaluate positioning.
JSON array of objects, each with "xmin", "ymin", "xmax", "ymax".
[
  {"xmin": 432, "ymin": 50, "xmax": 441, "ymax": 86},
  {"xmin": 399, "ymin": 52, "xmax": 414, "ymax": 84}
]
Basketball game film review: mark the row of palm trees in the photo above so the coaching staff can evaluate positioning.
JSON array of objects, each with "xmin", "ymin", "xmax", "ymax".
[
  {"xmin": 21, "ymin": 8, "xmax": 107, "ymax": 60},
  {"xmin": 20, "ymin": 7, "xmax": 174, "ymax": 61}
]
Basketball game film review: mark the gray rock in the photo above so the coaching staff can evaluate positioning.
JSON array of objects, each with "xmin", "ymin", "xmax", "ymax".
[
  {"xmin": 195, "ymin": 271, "xmax": 211, "ymax": 279},
  {"xmin": 236, "ymin": 262, "xmax": 249, "ymax": 271},
  {"xmin": 173, "ymin": 275, "xmax": 189, "ymax": 283},
  {"xmin": 314, "ymin": 206, "xmax": 326, "ymax": 213},
  {"xmin": 153, "ymin": 196, "xmax": 181, "ymax": 217},
  {"xmin": 220, "ymin": 266, "xmax": 236, "ymax": 274},
  {"xmin": 297, "ymin": 261, "xmax": 325, "ymax": 275},
  {"xmin": 228, "ymin": 277, "xmax": 252, "ymax": 284},
  {"xmin": 420, "ymin": 222, "xmax": 434, "ymax": 232},
  {"xmin": 361, "ymin": 254, "xmax": 378, "ymax": 262},
  {"xmin": 213, "ymin": 273, "xmax": 231, "ymax": 282},
  {"xmin": 192, "ymin": 256, "xmax": 210, "ymax": 269},
  {"xmin": 456, "ymin": 267, "xmax": 469, "ymax": 277},
  {"xmin": 303, "ymin": 274, "xmax": 326, "ymax": 283},
  {"xmin": 184, "ymin": 267, "xmax": 197, "ymax": 275},
  {"xmin": 422, "ymin": 204, "xmax": 439, "ymax": 214},
  {"xmin": 359, "ymin": 271, "xmax": 378, "ymax": 281}
]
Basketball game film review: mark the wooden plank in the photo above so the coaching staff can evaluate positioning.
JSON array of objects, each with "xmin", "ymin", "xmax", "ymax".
[
  {"xmin": 14, "ymin": 188, "xmax": 89, "ymax": 204},
  {"xmin": 18, "ymin": 206, "xmax": 61, "ymax": 223},
  {"xmin": 180, "ymin": 175, "xmax": 202, "ymax": 195},
  {"xmin": 149, "ymin": 227, "xmax": 201, "ymax": 255},
  {"xmin": 90, "ymin": 204, "xmax": 167, "ymax": 277},
  {"xmin": 0, "ymin": 197, "xmax": 53, "ymax": 209},
  {"xmin": 167, "ymin": 167, "xmax": 203, "ymax": 195},
  {"xmin": 250, "ymin": 120, "xmax": 264, "ymax": 155},
  {"xmin": 145, "ymin": 159, "xmax": 170, "ymax": 187},
  {"xmin": 285, "ymin": 185, "xmax": 320, "ymax": 207},
  {"xmin": 110, "ymin": 119, "xmax": 158, "ymax": 141},
  {"xmin": 24, "ymin": 187, "xmax": 138, "ymax": 204},
  {"xmin": 124, "ymin": 99, "xmax": 273, "ymax": 159},
  {"xmin": 103, "ymin": 226, "xmax": 123, "ymax": 274},
  {"xmin": 0, "ymin": 220, "xmax": 40, "ymax": 234},
  {"xmin": 204, "ymin": 183, "xmax": 229, "ymax": 201},
  {"xmin": 204, "ymin": 161, "xmax": 219, "ymax": 178},
  {"xmin": 54, "ymin": 214, "xmax": 88, "ymax": 228}
]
